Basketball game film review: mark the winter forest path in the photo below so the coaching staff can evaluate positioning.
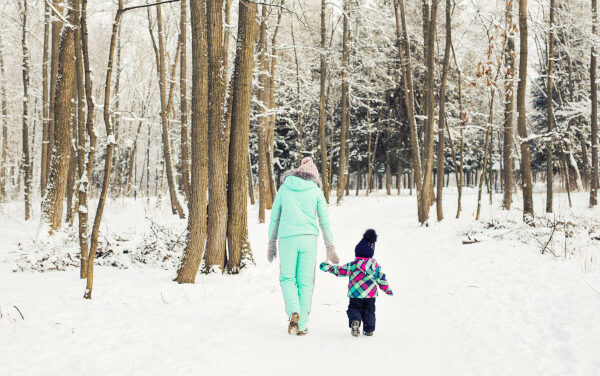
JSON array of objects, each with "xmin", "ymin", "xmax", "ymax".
[{"xmin": 1, "ymin": 191, "xmax": 599, "ymax": 375}]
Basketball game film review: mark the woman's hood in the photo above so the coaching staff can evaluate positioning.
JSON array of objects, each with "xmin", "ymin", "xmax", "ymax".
[{"xmin": 281, "ymin": 169, "xmax": 322, "ymax": 190}]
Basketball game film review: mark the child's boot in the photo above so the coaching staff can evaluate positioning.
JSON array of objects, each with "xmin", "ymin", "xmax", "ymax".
[{"xmin": 351, "ymin": 320, "xmax": 361, "ymax": 337}]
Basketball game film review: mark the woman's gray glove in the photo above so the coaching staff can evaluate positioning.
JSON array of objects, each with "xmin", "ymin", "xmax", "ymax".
[
  {"xmin": 326, "ymin": 245, "xmax": 339, "ymax": 264},
  {"xmin": 267, "ymin": 240, "xmax": 277, "ymax": 263}
]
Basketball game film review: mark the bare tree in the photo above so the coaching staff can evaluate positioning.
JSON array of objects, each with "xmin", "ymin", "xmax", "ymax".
[
  {"xmin": 175, "ymin": 0, "xmax": 209, "ymax": 284},
  {"xmin": 591, "ymin": 0, "xmax": 599, "ymax": 207},
  {"xmin": 46, "ymin": 0, "xmax": 64, "ymax": 193},
  {"xmin": 43, "ymin": 0, "xmax": 77, "ymax": 231},
  {"xmin": 517, "ymin": 0, "xmax": 534, "ymax": 221},
  {"xmin": 503, "ymin": 0, "xmax": 516, "ymax": 210},
  {"xmin": 150, "ymin": 4, "xmax": 185, "ymax": 218},
  {"xmin": 337, "ymin": 0, "xmax": 350, "ymax": 205},
  {"xmin": 227, "ymin": 0, "xmax": 257, "ymax": 273},
  {"xmin": 84, "ymin": 0, "xmax": 124, "ymax": 299},
  {"xmin": 74, "ymin": 0, "xmax": 89, "ymax": 279},
  {"xmin": 394, "ymin": 0, "xmax": 424, "ymax": 221},
  {"xmin": 546, "ymin": 0, "xmax": 555, "ymax": 213},
  {"xmin": 420, "ymin": 0, "xmax": 439, "ymax": 224},
  {"xmin": 257, "ymin": 4, "xmax": 269, "ymax": 222},
  {"xmin": 19, "ymin": 0, "xmax": 32, "ymax": 220},
  {"xmin": 436, "ymin": 0, "xmax": 451, "ymax": 221},
  {"xmin": 180, "ymin": 0, "xmax": 191, "ymax": 203},
  {"xmin": 204, "ymin": 0, "xmax": 229, "ymax": 272},
  {"xmin": 0, "ymin": 36, "xmax": 6, "ymax": 202},
  {"xmin": 81, "ymin": 0, "xmax": 95, "ymax": 185},
  {"xmin": 318, "ymin": 0, "xmax": 330, "ymax": 202},
  {"xmin": 41, "ymin": 3, "xmax": 50, "ymax": 199}
]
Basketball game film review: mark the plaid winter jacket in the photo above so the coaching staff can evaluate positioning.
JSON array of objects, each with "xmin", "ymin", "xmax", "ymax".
[{"xmin": 320, "ymin": 258, "xmax": 393, "ymax": 298}]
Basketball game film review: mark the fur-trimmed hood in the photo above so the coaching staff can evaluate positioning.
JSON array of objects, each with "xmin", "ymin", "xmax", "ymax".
[{"xmin": 281, "ymin": 169, "xmax": 322, "ymax": 189}]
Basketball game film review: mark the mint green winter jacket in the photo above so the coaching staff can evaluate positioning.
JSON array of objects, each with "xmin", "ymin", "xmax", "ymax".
[{"xmin": 268, "ymin": 171, "xmax": 334, "ymax": 247}]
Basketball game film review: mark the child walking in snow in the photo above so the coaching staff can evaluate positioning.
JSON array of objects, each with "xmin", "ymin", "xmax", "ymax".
[{"xmin": 320, "ymin": 229, "xmax": 392, "ymax": 337}]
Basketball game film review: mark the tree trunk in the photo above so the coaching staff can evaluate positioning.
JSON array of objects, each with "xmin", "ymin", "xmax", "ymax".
[
  {"xmin": 204, "ymin": 0, "xmax": 229, "ymax": 272},
  {"xmin": 180, "ymin": 0, "xmax": 191, "ymax": 203},
  {"xmin": 74, "ymin": 0, "xmax": 89, "ymax": 279},
  {"xmin": 47, "ymin": 0, "xmax": 64, "ymax": 191},
  {"xmin": 591, "ymin": 0, "xmax": 599, "ymax": 207},
  {"xmin": 546, "ymin": 0, "xmax": 555, "ymax": 213},
  {"xmin": 175, "ymin": 0, "xmax": 209, "ymax": 284},
  {"xmin": 386, "ymin": 158, "xmax": 391, "ymax": 195},
  {"xmin": 65, "ymin": 108, "xmax": 77, "ymax": 225},
  {"xmin": 226, "ymin": 0, "xmax": 257, "ymax": 274},
  {"xmin": 247, "ymin": 154, "xmax": 255, "ymax": 205},
  {"xmin": 517, "ymin": 0, "xmax": 534, "ymax": 221},
  {"xmin": 154, "ymin": 5, "xmax": 185, "ymax": 219},
  {"xmin": 421, "ymin": 0, "xmax": 438, "ymax": 224},
  {"xmin": 257, "ymin": 4, "xmax": 269, "ymax": 223},
  {"xmin": 319, "ymin": 0, "xmax": 330, "ymax": 202},
  {"xmin": 394, "ymin": 0, "xmax": 424, "ymax": 221},
  {"xmin": 41, "ymin": 3, "xmax": 50, "ymax": 199},
  {"xmin": 85, "ymin": 1, "xmax": 123, "ymax": 298},
  {"xmin": 125, "ymin": 120, "xmax": 144, "ymax": 197},
  {"xmin": 265, "ymin": 3, "xmax": 283, "ymax": 208},
  {"xmin": 20, "ymin": 0, "xmax": 32, "ymax": 220},
  {"xmin": 336, "ymin": 0, "xmax": 350, "ymax": 205},
  {"xmin": 0, "ymin": 38, "xmax": 6, "ymax": 202},
  {"xmin": 81, "ymin": 1, "xmax": 95, "ymax": 190},
  {"xmin": 436, "ymin": 0, "xmax": 451, "ymax": 221},
  {"xmin": 476, "ymin": 98, "xmax": 494, "ymax": 221},
  {"xmin": 503, "ymin": 0, "xmax": 515, "ymax": 210},
  {"xmin": 43, "ymin": 0, "xmax": 77, "ymax": 231}
]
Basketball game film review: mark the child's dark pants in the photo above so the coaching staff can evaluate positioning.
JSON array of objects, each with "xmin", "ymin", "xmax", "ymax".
[{"xmin": 347, "ymin": 298, "xmax": 376, "ymax": 333}]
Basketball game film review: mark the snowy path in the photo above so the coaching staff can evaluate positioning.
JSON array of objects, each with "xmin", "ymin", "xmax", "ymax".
[{"xmin": 1, "ymin": 192, "xmax": 599, "ymax": 375}]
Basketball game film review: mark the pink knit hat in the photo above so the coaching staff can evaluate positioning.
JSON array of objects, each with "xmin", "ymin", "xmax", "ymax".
[{"xmin": 297, "ymin": 157, "xmax": 320, "ymax": 181}]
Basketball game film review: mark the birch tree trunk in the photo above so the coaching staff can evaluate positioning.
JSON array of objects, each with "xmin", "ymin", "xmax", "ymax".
[{"xmin": 175, "ymin": 0, "xmax": 209, "ymax": 284}]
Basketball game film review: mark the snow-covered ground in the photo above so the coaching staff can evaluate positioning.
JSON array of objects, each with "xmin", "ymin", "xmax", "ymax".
[{"xmin": 1, "ymin": 189, "xmax": 599, "ymax": 375}]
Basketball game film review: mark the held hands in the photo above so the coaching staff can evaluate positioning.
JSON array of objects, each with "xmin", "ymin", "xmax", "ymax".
[
  {"xmin": 326, "ymin": 245, "xmax": 339, "ymax": 264},
  {"xmin": 267, "ymin": 241, "xmax": 277, "ymax": 263}
]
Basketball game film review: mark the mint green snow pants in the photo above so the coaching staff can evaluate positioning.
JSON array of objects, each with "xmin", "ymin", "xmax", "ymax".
[{"xmin": 279, "ymin": 235, "xmax": 318, "ymax": 331}]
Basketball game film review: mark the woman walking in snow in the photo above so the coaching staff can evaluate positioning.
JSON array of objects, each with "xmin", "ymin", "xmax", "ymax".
[{"xmin": 267, "ymin": 157, "xmax": 339, "ymax": 336}]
